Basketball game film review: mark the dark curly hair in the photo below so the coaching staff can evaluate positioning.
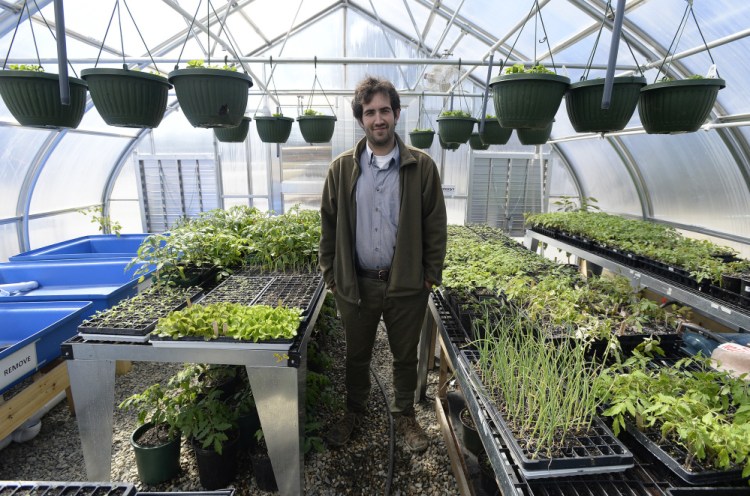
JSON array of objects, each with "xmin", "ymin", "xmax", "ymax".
[{"xmin": 351, "ymin": 76, "xmax": 401, "ymax": 122}]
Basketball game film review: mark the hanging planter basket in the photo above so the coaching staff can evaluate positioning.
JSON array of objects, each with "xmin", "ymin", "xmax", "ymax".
[
  {"xmin": 489, "ymin": 73, "xmax": 570, "ymax": 129},
  {"xmin": 438, "ymin": 134, "xmax": 461, "ymax": 151},
  {"xmin": 297, "ymin": 114, "xmax": 337, "ymax": 143},
  {"xmin": 479, "ymin": 118, "xmax": 512, "ymax": 145},
  {"xmin": 517, "ymin": 120, "xmax": 553, "ymax": 145},
  {"xmin": 638, "ymin": 78, "xmax": 725, "ymax": 134},
  {"xmin": 436, "ymin": 116, "xmax": 477, "ymax": 144},
  {"xmin": 81, "ymin": 68, "xmax": 171, "ymax": 128},
  {"xmin": 168, "ymin": 68, "xmax": 253, "ymax": 128},
  {"xmin": 255, "ymin": 115, "xmax": 294, "ymax": 143},
  {"xmin": 0, "ymin": 70, "xmax": 87, "ymax": 128},
  {"xmin": 565, "ymin": 76, "xmax": 646, "ymax": 133},
  {"xmin": 469, "ymin": 133, "xmax": 490, "ymax": 150},
  {"xmin": 409, "ymin": 129, "xmax": 435, "ymax": 149},
  {"xmin": 214, "ymin": 116, "xmax": 251, "ymax": 143}
]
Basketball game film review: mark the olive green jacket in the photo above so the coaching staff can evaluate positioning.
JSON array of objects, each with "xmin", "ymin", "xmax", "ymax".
[{"xmin": 319, "ymin": 134, "xmax": 447, "ymax": 305}]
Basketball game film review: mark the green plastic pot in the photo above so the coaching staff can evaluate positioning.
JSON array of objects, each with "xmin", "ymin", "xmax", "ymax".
[
  {"xmin": 168, "ymin": 68, "xmax": 253, "ymax": 128},
  {"xmin": 438, "ymin": 134, "xmax": 461, "ymax": 151},
  {"xmin": 638, "ymin": 78, "xmax": 725, "ymax": 134},
  {"xmin": 436, "ymin": 116, "xmax": 477, "ymax": 144},
  {"xmin": 489, "ymin": 72, "xmax": 570, "ymax": 129},
  {"xmin": 517, "ymin": 120, "xmax": 553, "ymax": 145},
  {"xmin": 297, "ymin": 114, "xmax": 337, "ymax": 143},
  {"xmin": 565, "ymin": 76, "xmax": 646, "ymax": 133},
  {"xmin": 81, "ymin": 68, "xmax": 171, "ymax": 128},
  {"xmin": 409, "ymin": 130, "xmax": 435, "ymax": 149},
  {"xmin": 255, "ymin": 115, "xmax": 294, "ymax": 143},
  {"xmin": 0, "ymin": 70, "xmax": 87, "ymax": 128},
  {"xmin": 130, "ymin": 423, "xmax": 181, "ymax": 485},
  {"xmin": 214, "ymin": 116, "xmax": 251, "ymax": 142},
  {"xmin": 478, "ymin": 118, "xmax": 512, "ymax": 145},
  {"xmin": 469, "ymin": 132, "xmax": 489, "ymax": 150}
]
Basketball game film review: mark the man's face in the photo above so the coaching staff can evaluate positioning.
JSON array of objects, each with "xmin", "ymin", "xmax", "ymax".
[{"xmin": 360, "ymin": 91, "xmax": 400, "ymax": 149}]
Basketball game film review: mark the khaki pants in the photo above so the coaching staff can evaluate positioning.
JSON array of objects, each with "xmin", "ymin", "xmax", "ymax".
[{"xmin": 335, "ymin": 276, "xmax": 429, "ymax": 415}]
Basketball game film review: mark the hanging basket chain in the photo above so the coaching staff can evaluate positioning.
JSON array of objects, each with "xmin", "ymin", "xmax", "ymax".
[
  {"xmin": 93, "ymin": 0, "xmax": 163, "ymax": 73},
  {"xmin": 500, "ymin": 0, "xmax": 557, "ymax": 74},
  {"xmin": 656, "ymin": 1, "xmax": 691, "ymax": 82},
  {"xmin": 174, "ymin": 0, "xmax": 202, "ymax": 70},
  {"xmin": 418, "ymin": 91, "xmax": 434, "ymax": 130},
  {"xmin": 305, "ymin": 56, "xmax": 335, "ymax": 115},
  {"xmin": 581, "ymin": 0, "xmax": 644, "ymax": 81},
  {"xmin": 253, "ymin": 56, "xmax": 282, "ymax": 115},
  {"xmin": 534, "ymin": 0, "xmax": 557, "ymax": 72},
  {"xmin": 689, "ymin": 4, "xmax": 720, "ymax": 79},
  {"xmin": 122, "ymin": 0, "xmax": 162, "ymax": 74},
  {"xmin": 93, "ymin": 1, "xmax": 121, "ymax": 68}
]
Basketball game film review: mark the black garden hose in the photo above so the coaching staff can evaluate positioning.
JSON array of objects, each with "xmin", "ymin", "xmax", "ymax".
[{"xmin": 370, "ymin": 365, "xmax": 395, "ymax": 496}]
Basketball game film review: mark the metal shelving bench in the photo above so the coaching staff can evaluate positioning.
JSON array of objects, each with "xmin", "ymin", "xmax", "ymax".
[
  {"xmin": 524, "ymin": 229, "xmax": 750, "ymax": 332},
  {"xmin": 60, "ymin": 278, "xmax": 326, "ymax": 496}
]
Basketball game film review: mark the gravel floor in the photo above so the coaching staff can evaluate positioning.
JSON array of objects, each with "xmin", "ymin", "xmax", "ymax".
[{"xmin": 0, "ymin": 300, "xmax": 459, "ymax": 496}]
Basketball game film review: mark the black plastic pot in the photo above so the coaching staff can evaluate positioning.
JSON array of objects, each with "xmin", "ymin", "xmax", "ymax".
[
  {"xmin": 516, "ymin": 120, "xmax": 553, "ymax": 145},
  {"xmin": 168, "ymin": 68, "xmax": 253, "ymax": 128},
  {"xmin": 191, "ymin": 434, "xmax": 239, "ymax": 490},
  {"xmin": 468, "ymin": 132, "xmax": 489, "ymax": 150},
  {"xmin": 81, "ymin": 68, "xmax": 171, "ymax": 128},
  {"xmin": 438, "ymin": 134, "xmax": 461, "ymax": 151},
  {"xmin": 489, "ymin": 72, "xmax": 570, "ymax": 129},
  {"xmin": 251, "ymin": 449, "xmax": 278, "ymax": 492},
  {"xmin": 409, "ymin": 129, "xmax": 435, "ymax": 149},
  {"xmin": 565, "ymin": 76, "xmax": 646, "ymax": 133},
  {"xmin": 237, "ymin": 407, "xmax": 261, "ymax": 451},
  {"xmin": 297, "ymin": 115, "xmax": 337, "ymax": 143},
  {"xmin": 130, "ymin": 423, "xmax": 181, "ymax": 485},
  {"xmin": 459, "ymin": 407, "xmax": 483, "ymax": 454},
  {"xmin": 255, "ymin": 115, "xmax": 294, "ymax": 143},
  {"xmin": 721, "ymin": 273, "xmax": 743, "ymax": 294},
  {"xmin": 638, "ymin": 78, "xmax": 725, "ymax": 134},
  {"xmin": 214, "ymin": 117, "xmax": 251, "ymax": 143},
  {"xmin": 0, "ymin": 70, "xmax": 87, "ymax": 128}
]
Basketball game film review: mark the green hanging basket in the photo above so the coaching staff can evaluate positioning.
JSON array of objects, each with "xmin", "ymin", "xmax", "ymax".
[
  {"xmin": 517, "ymin": 120, "xmax": 554, "ymax": 145},
  {"xmin": 409, "ymin": 130, "xmax": 435, "ymax": 149},
  {"xmin": 168, "ymin": 68, "xmax": 253, "ymax": 128},
  {"xmin": 297, "ymin": 114, "xmax": 337, "ymax": 143},
  {"xmin": 438, "ymin": 134, "xmax": 461, "ymax": 151},
  {"xmin": 489, "ymin": 73, "xmax": 570, "ymax": 129},
  {"xmin": 565, "ymin": 76, "xmax": 646, "ymax": 133},
  {"xmin": 81, "ymin": 68, "xmax": 171, "ymax": 128},
  {"xmin": 638, "ymin": 78, "xmax": 725, "ymax": 134},
  {"xmin": 469, "ymin": 133, "xmax": 490, "ymax": 150},
  {"xmin": 0, "ymin": 70, "xmax": 87, "ymax": 128},
  {"xmin": 478, "ymin": 118, "xmax": 512, "ymax": 145},
  {"xmin": 254, "ymin": 115, "xmax": 294, "ymax": 143},
  {"xmin": 214, "ymin": 116, "xmax": 251, "ymax": 142},
  {"xmin": 436, "ymin": 116, "xmax": 477, "ymax": 144}
]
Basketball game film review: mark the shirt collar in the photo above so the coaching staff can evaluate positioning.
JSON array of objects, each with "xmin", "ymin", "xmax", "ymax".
[{"xmin": 366, "ymin": 142, "xmax": 399, "ymax": 169}]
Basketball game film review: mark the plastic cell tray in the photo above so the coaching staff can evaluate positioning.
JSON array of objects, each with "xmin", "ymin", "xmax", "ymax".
[
  {"xmin": 666, "ymin": 488, "xmax": 750, "ymax": 495},
  {"xmin": 0, "ymin": 260, "xmax": 153, "ymax": 312},
  {"xmin": 0, "ymin": 483, "xmax": 137, "ymax": 496},
  {"xmin": 200, "ymin": 275, "xmax": 275, "ymax": 306},
  {"xmin": 9, "ymin": 234, "xmax": 150, "ymax": 261},
  {"xmin": 253, "ymin": 273, "xmax": 324, "ymax": 318},
  {"xmin": 0, "ymin": 301, "xmax": 92, "ymax": 393}
]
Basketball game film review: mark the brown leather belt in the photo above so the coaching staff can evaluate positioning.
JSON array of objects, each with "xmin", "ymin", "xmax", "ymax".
[{"xmin": 356, "ymin": 266, "xmax": 390, "ymax": 281}]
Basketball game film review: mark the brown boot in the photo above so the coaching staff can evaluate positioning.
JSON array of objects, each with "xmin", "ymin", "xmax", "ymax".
[
  {"xmin": 324, "ymin": 411, "xmax": 362, "ymax": 447},
  {"xmin": 395, "ymin": 414, "xmax": 429, "ymax": 453}
]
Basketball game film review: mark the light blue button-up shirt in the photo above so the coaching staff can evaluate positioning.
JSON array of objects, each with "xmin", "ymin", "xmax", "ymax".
[{"xmin": 355, "ymin": 144, "xmax": 400, "ymax": 270}]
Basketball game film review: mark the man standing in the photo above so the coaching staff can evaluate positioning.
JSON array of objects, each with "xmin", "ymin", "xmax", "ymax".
[{"xmin": 319, "ymin": 76, "xmax": 447, "ymax": 452}]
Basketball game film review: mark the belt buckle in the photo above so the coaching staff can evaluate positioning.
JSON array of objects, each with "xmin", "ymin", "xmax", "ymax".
[{"xmin": 377, "ymin": 269, "xmax": 388, "ymax": 281}]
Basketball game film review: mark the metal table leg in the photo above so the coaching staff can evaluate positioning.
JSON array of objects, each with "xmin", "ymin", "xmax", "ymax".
[
  {"xmin": 415, "ymin": 306, "xmax": 434, "ymax": 403},
  {"xmin": 67, "ymin": 358, "xmax": 116, "ymax": 481},
  {"xmin": 247, "ymin": 363, "xmax": 304, "ymax": 496}
]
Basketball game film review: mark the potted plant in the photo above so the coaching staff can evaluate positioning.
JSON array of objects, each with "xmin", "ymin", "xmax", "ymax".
[
  {"xmin": 251, "ymin": 429, "xmax": 278, "ymax": 492},
  {"xmin": 489, "ymin": 64, "xmax": 570, "ymax": 130},
  {"xmin": 409, "ymin": 128, "xmax": 435, "ymax": 149},
  {"xmin": 517, "ymin": 120, "xmax": 554, "ymax": 145},
  {"xmin": 297, "ymin": 108, "xmax": 337, "ymax": 143},
  {"xmin": 565, "ymin": 76, "xmax": 646, "ymax": 133},
  {"xmin": 468, "ymin": 132, "xmax": 489, "ymax": 150},
  {"xmin": 119, "ymin": 382, "xmax": 184, "ymax": 485},
  {"xmin": 81, "ymin": 67, "xmax": 171, "ymax": 128},
  {"xmin": 214, "ymin": 116, "xmax": 251, "ymax": 143},
  {"xmin": 638, "ymin": 75, "xmax": 726, "ymax": 134},
  {"xmin": 255, "ymin": 112, "xmax": 294, "ymax": 143},
  {"xmin": 459, "ymin": 406, "xmax": 483, "ymax": 454},
  {"xmin": 478, "ymin": 115, "xmax": 512, "ymax": 145},
  {"xmin": 436, "ymin": 110, "xmax": 476, "ymax": 145},
  {"xmin": 0, "ymin": 65, "xmax": 87, "ymax": 129},
  {"xmin": 168, "ymin": 59, "xmax": 253, "ymax": 128}
]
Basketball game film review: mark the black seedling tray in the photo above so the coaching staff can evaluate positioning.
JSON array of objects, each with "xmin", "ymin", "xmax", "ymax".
[
  {"xmin": 0, "ymin": 482, "xmax": 137, "ymax": 496},
  {"xmin": 666, "ymin": 488, "xmax": 750, "ymax": 495},
  {"xmin": 253, "ymin": 273, "xmax": 323, "ymax": 318},
  {"xmin": 460, "ymin": 349, "xmax": 634, "ymax": 478},
  {"xmin": 431, "ymin": 290, "xmax": 471, "ymax": 345},
  {"xmin": 139, "ymin": 490, "xmax": 235, "ymax": 496},
  {"xmin": 626, "ymin": 423, "xmax": 747, "ymax": 485},
  {"xmin": 200, "ymin": 275, "xmax": 275, "ymax": 306}
]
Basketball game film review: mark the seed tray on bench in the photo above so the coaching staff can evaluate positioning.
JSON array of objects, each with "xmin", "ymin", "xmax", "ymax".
[
  {"xmin": 0, "ymin": 482, "xmax": 137, "ymax": 496},
  {"xmin": 461, "ymin": 349, "xmax": 634, "ymax": 478},
  {"xmin": 199, "ymin": 275, "xmax": 274, "ymax": 306},
  {"xmin": 253, "ymin": 273, "xmax": 323, "ymax": 318},
  {"xmin": 666, "ymin": 488, "xmax": 750, "ymax": 495}
]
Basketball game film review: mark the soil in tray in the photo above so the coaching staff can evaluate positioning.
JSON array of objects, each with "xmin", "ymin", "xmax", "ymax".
[
  {"xmin": 254, "ymin": 274, "xmax": 322, "ymax": 313},
  {"xmin": 200, "ymin": 275, "xmax": 274, "ymax": 306}
]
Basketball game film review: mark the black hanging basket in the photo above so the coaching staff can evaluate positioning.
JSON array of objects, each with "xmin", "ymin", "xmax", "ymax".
[
  {"xmin": 490, "ymin": 73, "xmax": 570, "ymax": 129},
  {"xmin": 517, "ymin": 120, "xmax": 553, "ymax": 145},
  {"xmin": 168, "ymin": 68, "xmax": 253, "ymax": 128},
  {"xmin": 565, "ymin": 76, "xmax": 646, "ymax": 133},
  {"xmin": 297, "ymin": 115, "xmax": 337, "ymax": 143},
  {"xmin": 214, "ymin": 116, "xmax": 251, "ymax": 142},
  {"xmin": 638, "ymin": 78, "xmax": 725, "ymax": 134},
  {"xmin": 0, "ymin": 70, "xmax": 87, "ymax": 128},
  {"xmin": 255, "ymin": 115, "xmax": 294, "ymax": 143},
  {"xmin": 469, "ymin": 133, "xmax": 490, "ymax": 150},
  {"xmin": 81, "ymin": 68, "xmax": 171, "ymax": 128},
  {"xmin": 436, "ymin": 116, "xmax": 477, "ymax": 144},
  {"xmin": 479, "ymin": 118, "xmax": 512, "ymax": 145},
  {"xmin": 438, "ymin": 134, "xmax": 461, "ymax": 151},
  {"xmin": 409, "ymin": 129, "xmax": 435, "ymax": 149}
]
